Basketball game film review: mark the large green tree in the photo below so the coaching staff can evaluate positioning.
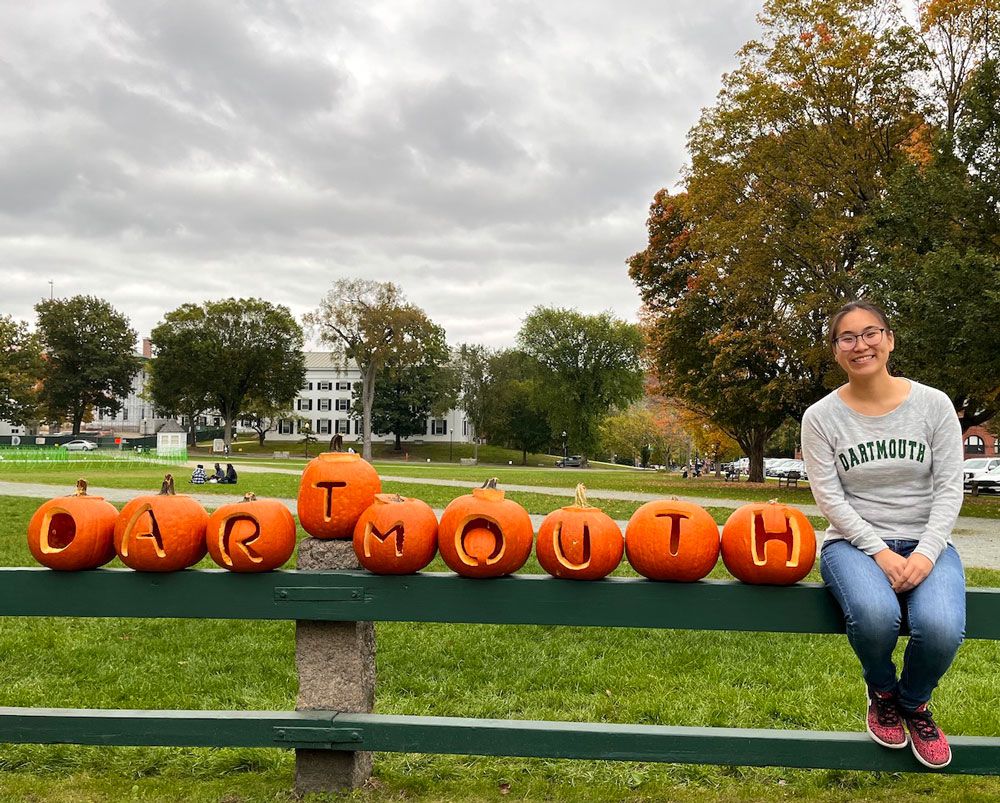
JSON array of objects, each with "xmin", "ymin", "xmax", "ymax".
[
  {"xmin": 149, "ymin": 299, "xmax": 305, "ymax": 446},
  {"xmin": 478, "ymin": 349, "xmax": 553, "ymax": 465},
  {"xmin": 359, "ymin": 320, "xmax": 457, "ymax": 450},
  {"xmin": 304, "ymin": 278, "xmax": 443, "ymax": 460},
  {"xmin": 0, "ymin": 314, "xmax": 42, "ymax": 427},
  {"xmin": 517, "ymin": 307, "xmax": 645, "ymax": 461},
  {"xmin": 35, "ymin": 296, "xmax": 140, "ymax": 435}
]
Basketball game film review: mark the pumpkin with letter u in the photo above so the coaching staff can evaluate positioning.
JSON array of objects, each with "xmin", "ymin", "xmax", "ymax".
[
  {"xmin": 437, "ymin": 478, "xmax": 533, "ymax": 578},
  {"xmin": 297, "ymin": 451, "xmax": 381, "ymax": 539},
  {"xmin": 536, "ymin": 484, "xmax": 622, "ymax": 580},
  {"xmin": 625, "ymin": 498, "xmax": 719, "ymax": 581},
  {"xmin": 206, "ymin": 493, "xmax": 296, "ymax": 572},
  {"xmin": 114, "ymin": 475, "xmax": 209, "ymax": 572},
  {"xmin": 27, "ymin": 479, "xmax": 118, "ymax": 571},
  {"xmin": 721, "ymin": 499, "xmax": 816, "ymax": 585},
  {"xmin": 353, "ymin": 493, "xmax": 438, "ymax": 574}
]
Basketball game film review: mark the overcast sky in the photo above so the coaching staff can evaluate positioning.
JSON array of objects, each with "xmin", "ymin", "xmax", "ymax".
[{"xmin": 1, "ymin": 0, "xmax": 761, "ymax": 349}]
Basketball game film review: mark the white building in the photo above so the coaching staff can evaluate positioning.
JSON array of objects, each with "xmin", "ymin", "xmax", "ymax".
[{"xmin": 269, "ymin": 352, "xmax": 472, "ymax": 445}]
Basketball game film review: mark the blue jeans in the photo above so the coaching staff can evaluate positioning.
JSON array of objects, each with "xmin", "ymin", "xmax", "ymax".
[{"xmin": 820, "ymin": 539, "xmax": 966, "ymax": 712}]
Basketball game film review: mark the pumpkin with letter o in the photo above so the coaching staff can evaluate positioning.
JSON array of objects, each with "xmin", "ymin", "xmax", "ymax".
[
  {"xmin": 438, "ymin": 478, "xmax": 533, "ymax": 578},
  {"xmin": 625, "ymin": 499, "xmax": 719, "ymax": 581},
  {"xmin": 114, "ymin": 475, "xmax": 209, "ymax": 572},
  {"xmin": 297, "ymin": 451, "xmax": 381, "ymax": 539},
  {"xmin": 721, "ymin": 499, "xmax": 816, "ymax": 585},
  {"xmin": 206, "ymin": 493, "xmax": 297, "ymax": 572},
  {"xmin": 353, "ymin": 493, "xmax": 438, "ymax": 574},
  {"xmin": 27, "ymin": 479, "xmax": 118, "ymax": 571},
  {"xmin": 536, "ymin": 484, "xmax": 623, "ymax": 580}
]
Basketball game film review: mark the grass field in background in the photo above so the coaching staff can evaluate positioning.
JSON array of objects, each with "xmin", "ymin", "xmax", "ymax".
[{"xmin": 1, "ymin": 494, "xmax": 1000, "ymax": 801}]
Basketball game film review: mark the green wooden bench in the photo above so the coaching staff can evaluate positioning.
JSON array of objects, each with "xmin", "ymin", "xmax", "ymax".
[{"xmin": 1, "ymin": 568, "xmax": 999, "ymax": 779}]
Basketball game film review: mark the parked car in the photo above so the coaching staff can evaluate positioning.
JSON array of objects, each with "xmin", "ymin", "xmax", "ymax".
[
  {"xmin": 556, "ymin": 455, "xmax": 584, "ymax": 467},
  {"xmin": 968, "ymin": 464, "xmax": 1000, "ymax": 495},
  {"xmin": 60, "ymin": 439, "xmax": 99, "ymax": 452},
  {"xmin": 963, "ymin": 457, "xmax": 1000, "ymax": 488}
]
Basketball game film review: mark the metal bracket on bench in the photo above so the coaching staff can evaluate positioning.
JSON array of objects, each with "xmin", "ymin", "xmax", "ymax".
[
  {"xmin": 273, "ymin": 586, "xmax": 366, "ymax": 603},
  {"xmin": 273, "ymin": 725, "xmax": 364, "ymax": 748}
]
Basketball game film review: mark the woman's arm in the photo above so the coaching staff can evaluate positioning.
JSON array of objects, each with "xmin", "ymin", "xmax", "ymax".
[{"xmin": 912, "ymin": 397, "xmax": 964, "ymax": 565}]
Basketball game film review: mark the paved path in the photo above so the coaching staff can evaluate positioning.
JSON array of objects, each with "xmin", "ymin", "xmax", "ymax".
[{"xmin": 3, "ymin": 477, "xmax": 998, "ymax": 570}]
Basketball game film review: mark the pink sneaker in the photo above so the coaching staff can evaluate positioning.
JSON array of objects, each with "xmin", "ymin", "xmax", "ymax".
[
  {"xmin": 866, "ymin": 688, "xmax": 907, "ymax": 748},
  {"xmin": 902, "ymin": 704, "xmax": 952, "ymax": 768}
]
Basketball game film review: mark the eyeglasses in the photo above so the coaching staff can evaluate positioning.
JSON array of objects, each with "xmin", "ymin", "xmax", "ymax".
[{"xmin": 834, "ymin": 327, "xmax": 886, "ymax": 351}]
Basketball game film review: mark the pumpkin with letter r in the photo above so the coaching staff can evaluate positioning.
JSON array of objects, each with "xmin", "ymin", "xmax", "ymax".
[
  {"xmin": 721, "ymin": 500, "xmax": 816, "ymax": 585},
  {"xmin": 114, "ymin": 475, "xmax": 209, "ymax": 572},
  {"xmin": 536, "ymin": 484, "xmax": 623, "ymax": 580},
  {"xmin": 206, "ymin": 493, "xmax": 297, "ymax": 572},
  {"xmin": 297, "ymin": 451, "xmax": 381, "ymax": 539},
  {"xmin": 624, "ymin": 498, "xmax": 719, "ymax": 582},
  {"xmin": 437, "ymin": 478, "xmax": 533, "ymax": 578},
  {"xmin": 353, "ymin": 493, "xmax": 438, "ymax": 574},
  {"xmin": 27, "ymin": 479, "xmax": 118, "ymax": 571}
]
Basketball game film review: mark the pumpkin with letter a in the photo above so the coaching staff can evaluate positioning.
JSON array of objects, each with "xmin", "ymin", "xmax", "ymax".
[
  {"xmin": 114, "ymin": 475, "xmax": 209, "ymax": 572},
  {"xmin": 721, "ymin": 499, "xmax": 816, "ymax": 585},
  {"xmin": 297, "ymin": 451, "xmax": 381, "ymax": 539},
  {"xmin": 353, "ymin": 493, "xmax": 438, "ymax": 575},
  {"xmin": 437, "ymin": 478, "xmax": 533, "ymax": 578},
  {"xmin": 536, "ymin": 484, "xmax": 623, "ymax": 580},
  {"xmin": 625, "ymin": 499, "xmax": 719, "ymax": 582},
  {"xmin": 27, "ymin": 479, "xmax": 118, "ymax": 571},
  {"xmin": 206, "ymin": 493, "xmax": 296, "ymax": 572}
]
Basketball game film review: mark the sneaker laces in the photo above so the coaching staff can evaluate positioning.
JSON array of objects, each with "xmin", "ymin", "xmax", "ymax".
[
  {"xmin": 906, "ymin": 707, "xmax": 941, "ymax": 741},
  {"xmin": 872, "ymin": 694, "xmax": 902, "ymax": 727}
]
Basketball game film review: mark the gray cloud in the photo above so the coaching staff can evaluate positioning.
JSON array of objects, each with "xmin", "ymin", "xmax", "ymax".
[{"xmin": 0, "ymin": 0, "xmax": 760, "ymax": 348}]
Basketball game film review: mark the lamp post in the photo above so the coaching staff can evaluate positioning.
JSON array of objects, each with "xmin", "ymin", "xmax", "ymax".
[{"xmin": 561, "ymin": 430, "xmax": 567, "ymax": 462}]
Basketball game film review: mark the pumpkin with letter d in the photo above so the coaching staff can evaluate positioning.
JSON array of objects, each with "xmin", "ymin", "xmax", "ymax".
[
  {"xmin": 27, "ymin": 480, "xmax": 118, "ymax": 571},
  {"xmin": 721, "ymin": 499, "xmax": 816, "ymax": 585},
  {"xmin": 438, "ymin": 478, "xmax": 533, "ymax": 578}
]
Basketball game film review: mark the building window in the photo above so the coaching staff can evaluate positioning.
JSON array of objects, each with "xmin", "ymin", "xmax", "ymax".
[
  {"xmin": 297, "ymin": 399, "xmax": 313, "ymax": 411},
  {"xmin": 353, "ymin": 419, "xmax": 362, "ymax": 435},
  {"xmin": 302, "ymin": 382, "xmax": 313, "ymax": 391},
  {"xmin": 122, "ymin": 408, "xmax": 128, "ymax": 421},
  {"xmin": 317, "ymin": 381, "xmax": 333, "ymax": 391},
  {"xmin": 336, "ymin": 381, "xmax": 352, "ymax": 391},
  {"xmin": 296, "ymin": 419, "xmax": 307, "ymax": 434},
  {"xmin": 462, "ymin": 419, "xmax": 469, "ymax": 436},
  {"xmin": 279, "ymin": 419, "xmax": 294, "ymax": 435},
  {"xmin": 336, "ymin": 398, "xmax": 351, "ymax": 412},
  {"xmin": 431, "ymin": 419, "xmax": 447, "ymax": 435},
  {"xmin": 317, "ymin": 419, "xmax": 332, "ymax": 435},
  {"xmin": 336, "ymin": 419, "xmax": 351, "ymax": 434},
  {"xmin": 318, "ymin": 398, "xmax": 332, "ymax": 411},
  {"xmin": 965, "ymin": 435, "xmax": 986, "ymax": 455}
]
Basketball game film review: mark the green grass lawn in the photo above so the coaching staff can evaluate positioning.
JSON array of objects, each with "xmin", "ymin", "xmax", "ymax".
[{"xmin": 1, "ymin": 493, "xmax": 1000, "ymax": 801}]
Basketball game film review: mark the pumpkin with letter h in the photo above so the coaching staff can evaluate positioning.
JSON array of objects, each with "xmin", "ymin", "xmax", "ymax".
[{"xmin": 721, "ymin": 500, "xmax": 816, "ymax": 584}]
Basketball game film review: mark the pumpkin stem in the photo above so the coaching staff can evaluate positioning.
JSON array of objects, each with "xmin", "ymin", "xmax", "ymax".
[
  {"xmin": 242, "ymin": 492, "xmax": 258, "ymax": 502},
  {"xmin": 74, "ymin": 479, "xmax": 88, "ymax": 496},
  {"xmin": 574, "ymin": 483, "xmax": 588, "ymax": 507},
  {"xmin": 159, "ymin": 474, "xmax": 176, "ymax": 495},
  {"xmin": 480, "ymin": 477, "xmax": 499, "ymax": 490}
]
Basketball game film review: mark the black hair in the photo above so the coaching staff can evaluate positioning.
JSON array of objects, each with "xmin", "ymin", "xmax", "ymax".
[{"xmin": 828, "ymin": 301, "xmax": 891, "ymax": 344}]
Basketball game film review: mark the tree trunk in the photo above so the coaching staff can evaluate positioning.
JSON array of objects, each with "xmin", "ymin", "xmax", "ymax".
[
  {"xmin": 258, "ymin": 428, "xmax": 266, "ymax": 446},
  {"xmin": 741, "ymin": 434, "xmax": 768, "ymax": 484},
  {"xmin": 72, "ymin": 407, "xmax": 84, "ymax": 436},
  {"xmin": 361, "ymin": 363, "xmax": 376, "ymax": 462},
  {"xmin": 394, "ymin": 433, "xmax": 402, "ymax": 451},
  {"xmin": 522, "ymin": 448, "xmax": 527, "ymax": 465}
]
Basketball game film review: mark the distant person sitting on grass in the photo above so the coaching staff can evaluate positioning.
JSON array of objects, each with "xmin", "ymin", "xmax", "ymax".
[
  {"xmin": 222, "ymin": 463, "xmax": 238, "ymax": 484},
  {"xmin": 190, "ymin": 465, "xmax": 206, "ymax": 485},
  {"xmin": 209, "ymin": 463, "xmax": 224, "ymax": 483}
]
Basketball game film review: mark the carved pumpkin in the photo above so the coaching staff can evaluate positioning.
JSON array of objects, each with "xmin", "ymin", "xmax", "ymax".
[
  {"xmin": 625, "ymin": 499, "xmax": 719, "ymax": 582},
  {"xmin": 114, "ymin": 475, "xmax": 209, "ymax": 572},
  {"xmin": 536, "ymin": 484, "xmax": 623, "ymax": 580},
  {"xmin": 205, "ymin": 493, "xmax": 297, "ymax": 572},
  {"xmin": 437, "ymin": 478, "xmax": 533, "ymax": 578},
  {"xmin": 297, "ymin": 452, "xmax": 381, "ymax": 539},
  {"xmin": 353, "ymin": 493, "xmax": 438, "ymax": 575},
  {"xmin": 721, "ymin": 499, "xmax": 816, "ymax": 585},
  {"xmin": 27, "ymin": 479, "xmax": 118, "ymax": 571}
]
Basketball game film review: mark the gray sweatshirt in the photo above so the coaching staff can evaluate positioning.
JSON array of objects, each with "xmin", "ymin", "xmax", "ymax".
[{"xmin": 800, "ymin": 380, "xmax": 964, "ymax": 564}]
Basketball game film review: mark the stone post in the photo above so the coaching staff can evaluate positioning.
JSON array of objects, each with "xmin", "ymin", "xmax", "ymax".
[{"xmin": 295, "ymin": 538, "xmax": 375, "ymax": 793}]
